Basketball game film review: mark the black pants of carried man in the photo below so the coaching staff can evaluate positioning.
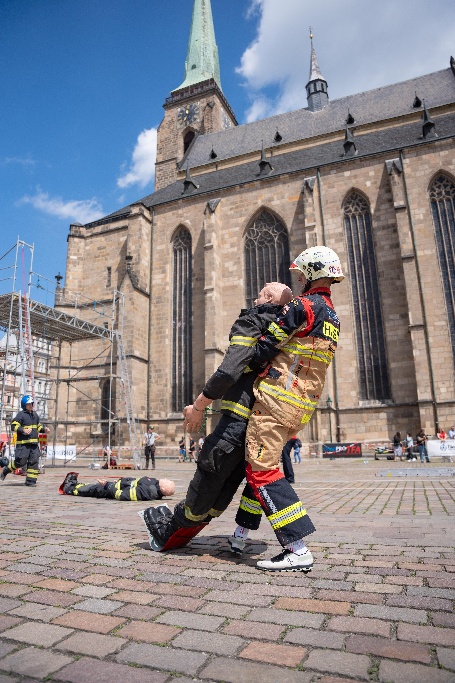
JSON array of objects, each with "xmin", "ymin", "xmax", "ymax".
[{"xmin": 1, "ymin": 444, "xmax": 40, "ymax": 486}]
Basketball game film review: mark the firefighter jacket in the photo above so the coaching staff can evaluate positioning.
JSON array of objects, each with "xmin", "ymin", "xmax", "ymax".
[
  {"xmin": 252, "ymin": 287, "xmax": 340, "ymax": 429},
  {"xmin": 202, "ymin": 303, "xmax": 283, "ymax": 422},
  {"xmin": 104, "ymin": 476, "xmax": 163, "ymax": 502},
  {"xmin": 11, "ymin": 410, "xmax": 45, "ymax": 446}
]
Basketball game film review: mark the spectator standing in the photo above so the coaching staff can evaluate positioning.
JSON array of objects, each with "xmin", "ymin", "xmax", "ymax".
[
  {"xmin": 448, "ymin": 426, "xmax": 455, "ymax": 439},
  {"xmin": 405, "ymin": 432, "xmax": 416, "ymax": 461},
  {"xmin": 197, "ymin": 436, "xmax": 205, "ymax": 459},
  {"xmin": 178, "ymin": 436, "xmax": 186, "ymax": 463},
  {"xmin": 437, "ymin": 428, "xmax": 447, "ymax": 441},
  {"xmin": 392, "ymin": 432, "xmax": 403, "ymax": 461},
  {"xmin": 416, "ymin": 429, "xmax": 430, "ymax": 463},
  {"xmin": 188, "ymin": 438, "xmax": 196, "ymax": 463},
  {"xmin": 293, "ymin": 437, "xmax": 302, "ymax": 464},
  {"xmin": 144, "ymin": 426, "xmax": 160, "ymax": 470}
]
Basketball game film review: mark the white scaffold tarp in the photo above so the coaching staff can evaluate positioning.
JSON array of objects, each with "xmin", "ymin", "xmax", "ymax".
[{"xmin": 427, "ymin": 439, "xmax": 455, "ymax": 458}]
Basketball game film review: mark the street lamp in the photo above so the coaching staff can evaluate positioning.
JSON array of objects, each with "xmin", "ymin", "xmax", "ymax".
[{"xmin": 326, "ymin": 396, "xmax": 333, "ymax": 443}]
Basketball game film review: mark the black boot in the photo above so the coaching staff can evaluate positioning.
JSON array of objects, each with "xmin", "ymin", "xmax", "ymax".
[
  {"xmin": 59, "ymin": 472, "xmax": 79, "ymax": 494},
  {"xmin": 0, "ymin": 466, "xmax": 9, "ymax": 481},
  {"xmin": 142, "ymin": 505, "xmax": 182, "ymax": 546}
]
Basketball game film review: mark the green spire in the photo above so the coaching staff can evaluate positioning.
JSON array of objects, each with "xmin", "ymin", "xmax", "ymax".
[{"xmin": 173, "ymin": 0, "xmax": 222, "ymax": 92}]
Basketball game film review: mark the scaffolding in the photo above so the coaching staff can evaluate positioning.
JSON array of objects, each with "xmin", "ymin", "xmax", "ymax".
[{"xmin": 0, "ymin": 239, "xmax": 142, "ymax": 468}]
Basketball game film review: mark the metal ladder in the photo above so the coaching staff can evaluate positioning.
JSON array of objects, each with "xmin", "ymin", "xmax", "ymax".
[{"xmin": 116, "ymin": 332, "xmax": 141, "ymax": 468}]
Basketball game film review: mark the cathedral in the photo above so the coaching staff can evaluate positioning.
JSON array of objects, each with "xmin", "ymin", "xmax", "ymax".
[{"xmin": 59, "ymin": 0, "xmax": 455, "ymax": 451}]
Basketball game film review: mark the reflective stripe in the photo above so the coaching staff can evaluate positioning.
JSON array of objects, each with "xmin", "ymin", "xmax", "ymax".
[
  {"xmin": 243, "ymin": 366, "xmax": 253, "ymax": 373},
  {"xmin": 267, "ymin": 502, "xmax": 307, "ymax": 530},
  {"xmin": 11, "ymin": 421, "xmax": 20, "ymax": 432},
  {"xmin": 114, "ymin": 480, "xmax": 122, "ymax": 500},
  {"xmin": 230, "ymin": 335, "xmax": 257, "ymax": 347},
  {"xmin": 267, "ymin": 322, "xmax": 288, "ymax": 342},
  {"xmin": 16, "ymin": 439, "xmax": 39, "ymax": 445},
  {"xmin": 184, "ymin": 505, "xmax": 208, "ymax": 522},
  {"xmin": 221, "ymin": 400, "xmax": 252, "ymax": 419},
  {"xmin": 129, "ymin": 480, "xmax": 138, "ymax": 501},
  {"xmin": 73, "ymin": 483, "xmax": 85, "ymax": 496},
  {"xmin": 281, "ymin": 343, "xmax": 333, "ymax": 364},
  {"xmin": 207, "ymin": 508, "xmax": 223, "ymax": 518},
  {"xmin": 258, "ymin": 381, "xmax": 318, "ymax": 411},
  {"xmin": 239, "ymin": 495, "xmax": 263, "ymax": 515},
  {"xmin": 26, "ymin": 469, "xmax": 39, "ymax": 479}
]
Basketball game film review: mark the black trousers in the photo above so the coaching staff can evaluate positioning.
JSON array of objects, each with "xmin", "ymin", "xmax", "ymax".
[
  {"xmin": 174, "ymin": 415, "xmax": 247, "ymax": 527},
  {"xmin": 67, "ymin": 482, "xmax": 111, "ymax": 498},
  {"xmin": 144, "ymin": 445, "xmax": 156, "ymax": 469},
  {"xmin": 9, "ymin": 444, "xmax": 40, "ymax": 486},
  {"xmin": 281, "ymin": 442, "xmax": 295, "ymax": 483}
]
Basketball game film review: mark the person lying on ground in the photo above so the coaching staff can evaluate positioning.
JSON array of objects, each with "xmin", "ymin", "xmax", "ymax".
[{"xmin": 60, "ymin": 472, "xmax": 175, "ymax": 501}]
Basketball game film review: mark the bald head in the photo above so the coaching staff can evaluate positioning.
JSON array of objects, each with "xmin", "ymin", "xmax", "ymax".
[
  {"xmin": 255, "ymin": 282, "xmax": 293, "ymax": 307},
  {"xmin": 159, "ymin": 478, "xmax": 175, "ymax": 497}
]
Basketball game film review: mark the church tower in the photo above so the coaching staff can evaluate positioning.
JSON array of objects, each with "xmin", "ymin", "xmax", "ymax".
[
  {"xmin": 306, "ymin": 33, "xmax": 329, "ymax": 112},
  {"xmin": 155, "ymin": 0, "xmax": 237, "ymax": 190}
]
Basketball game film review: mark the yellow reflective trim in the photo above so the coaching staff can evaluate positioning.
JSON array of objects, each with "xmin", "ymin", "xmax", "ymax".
[
  {"xmin": 281, "ymin": 344, "xmax": 333, "ymax": 364},
  {"xmin": 11, "ymin": 421, "xmax": 20, "ymax": 432},
  {"xmin": 243, "ymin": 366, "xmax": 253, "ymax": 373},
  {"xmin": 221, "ymin": 400, "xmax": 252, "ymax": 419},
  {"xmin": 184, "ymin": 505, "xmax": 207, "ymax": 522},
  {"xmin": 207, "ymin": 508, "xmax": 223, "ymax": 518},
  {"xmin": 267, "ymin": 502, "xmax": 307, "ymax": 529},
  {"xmin": 114, "ymin": 480, "xmax": 122, "ymax": 500},
  {"xmin": 270, "ymin": 508, "xmax": 307, "ymax": 529},
  {"xmin": 16, "ymin": 439, "xmax": 39, "ymax": 445},
  {"xmin": 301, "ymin": 413, "xmax": 313, "ymax": 424},
  {"xmin": 229, "ymin": 336, "xmax": 257, "ymax": 347},
  {"xmin": 26, "ymin": 471, "xmax": 39, "ymax": 479},
  {"xmin": 130, "ymin": 480, "xmax": 138, "ymax": 501},
  {"xmin": 239, "ymin": 496, "xmax": 263, "ymax": 515},
  {"xmin": 267, "ymin": 322, "xmax": 287, "ymax": 342},
  {"xmin": 73, "ymin": 483, "xmax": 85, "ymax": 496},
  {"xmin": 258, "ymin": 382, "xmax": 317, "ymax": 411},
  {"xmin": 323, "ymin": 321, "xmax": 339, "ymax": 342}
]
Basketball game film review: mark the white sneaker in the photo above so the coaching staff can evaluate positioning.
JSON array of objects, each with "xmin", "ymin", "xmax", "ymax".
[
  {"xmin": 257, "ymin": 549, "xmax": 313, "ymax": 572},
  {"xmin": 228, "ymin": 535, "xmax": 245, "ymax": 555},
  {"xmin": 411, "ymin": 458, "xmax": 417, "ymax": 462}
]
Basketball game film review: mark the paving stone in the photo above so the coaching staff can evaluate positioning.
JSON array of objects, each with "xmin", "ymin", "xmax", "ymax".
[
  {"xmin": 52, "ymin": 610, "xmax": 126, "ymax": 633},
  {"xmin": 116, "ymin": 621, "xmax": 180, "ymax": 643},
  {"xmin": 0, "ymin": 642, "xmax": 18, "ymax": 659},
  {"xmin": 111, "ymin": 604, "xmax": 163, "ymax": 620},
  {"xmin": 204, "ymin": 590, "xmax": 272, "ymax": 607},
  {"xmin": 200, "ymin": 601, "xmax": 250, "ymax": 619},
  {"xmin": 32, "ymin": 579, "xmax": 81, "ymax": 592},
  {"xmin": 152, "ymin": 595, "xmax": 205, "ymax": 612},
  {"xmin": 239, "ymin": 640, "xmax": 306, "ymax": 666},
  {"xmin": 0, "ymin": 584, "xmax": 32, "ymax": 598},
  {"xmin": 432, "ymin": 612, "xmax": 455, "ymax": 628},
  {"xmin": 0, "ymin": 646, "xmax": 73, "ymax": 678},
  {"xmin": 379, "ymin": 660, "xmax": 455, "ymax": 683},
  {"xmin": 200, "ymin": 656, "xmax": 314, "ymax": 683},
  {"xmin": 55, "ymin": 632, "xmax": 127, "ymax": 657},
  {"xmin": 346, "ymin": 634, "xmax": 431, "ymax": 663},
  {"xmin": 247, "ymin": 607, "xmax": 325, "ymax": 628},
  {"xmin": 22, "ymin": 590, "xmax": 82, "ymax": 608},
  {"xmin": 71, "ymin": 585, "xmax": 116, "ymax": 598},
  {"xmin": 0, "ymin": 598, "xmax": 21, "ymax": 613},
  {"xmin": 303, "ymin": 649, "xmax": 370, "ymax": 680},
  {"xmin": 315, "ymin": 589, "xmax": 382, "ymax": 604},
  {"xmin": 355, "ymin": 582, "xmax": 402, "ymax": 594},
  {"xmin": 116, "ymin": 642, "xmax": 208, "ymax": 675},
  {"xmin": 397, "ymin": 623, "xmax": 455, "ymax": 646},
  {"xmin": 222, "ymin": 620, "xmax": 284, "ymax": 641},
  {"xmin": 173, "ymin": 630, "xmax": 244, "ymax": 655},
  {"xmin": 156, "ymin": 610, "xmax": 224, "ymax": 631},
  {"xmin": 275, "ymin": 597, "xmax": 351, "ymax": 615},
  {"xmin": 386, "ymin": 594, "xmax": 452, "ymax": 611},
  {"xmin": 53, "ymin": 656, "xmax": 167, "ymax": 683},
  {"xmin": 9, "ymin": 603, "xmax": 68, "ymax": 622},
  {"xmin": 437, "ymin": 647, "xmax": 455, "ymax": 671},
  {"xmin": 72, "ymin": 597, "xmax": 124, "ymax": 614},
  {"xmin": 107, "ymin": 589, "xmax": 157, "ymax": 605},
  {"xmin": 327, "ymin": 615, "xmax": 391, "ymax": 637},
  {"xmin": 79, "ymin": 573, "xmax": 116, "ymax": 585},
  {"xmin": 354, "ymin": 603, "xmax": 427, "ymax": 623},
  {"xmin": 285, "ymin": 627, "xmax": 345, "ymax": 649},
  {"xmin": 0, "ymin": 617, "xmax": 23, "ymax": 634},
  {"xmin": 1, "ymin": 622, "xmax": 73, "ymax": 646}
]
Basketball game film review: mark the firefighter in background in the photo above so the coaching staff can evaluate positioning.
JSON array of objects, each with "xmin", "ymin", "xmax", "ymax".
[
  {"xmin": 59, "ymin": 472, "xmax": 175, "ymax": 501},
  {"xmin": 240, "ymin": 246, "xmax": 344, "ymax": 572},
  {"xmin": 1, "ymin": 395, "xmax": 50, "ymax": 487}
]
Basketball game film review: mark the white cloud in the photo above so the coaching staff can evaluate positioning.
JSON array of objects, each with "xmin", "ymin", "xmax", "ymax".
[
  {"xmin": 19, "ymin": 190, "xmax": 104, "ymax": 224},
  {"xmin": 2, "ymin": 156, "xmax": 37, "ymax": 166},
  {"xmin": 117, "ymin": 127, "xmax": 157, "ymax": 189},
  {"xmin": 240, "ymin": 0, "xmax": 455, "ymax": 121}
]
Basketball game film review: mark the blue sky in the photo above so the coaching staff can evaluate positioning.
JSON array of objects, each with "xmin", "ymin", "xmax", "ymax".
[{"xmin": 1, "ymin": 0, "xmax": 454, "ymax": 304}]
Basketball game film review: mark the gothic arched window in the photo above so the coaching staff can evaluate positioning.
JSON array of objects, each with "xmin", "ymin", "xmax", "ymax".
[
  {"xmin": 344, "ymin": 192, "xmax": 391, "ymax": 401},
  {"xmin": 244, "ymin": 210, "xmax": 291, "ymax": 308},
  {"xmin": 430, "ymin": 174, "xmax": 455, "ymax": 357},
  {"xmin": 183, "ymin": 131, "xmax": 195, "ymax": 154},
  {"xmin": 172, "ymin": 228, "xmax": 193, "ymax": 412}
]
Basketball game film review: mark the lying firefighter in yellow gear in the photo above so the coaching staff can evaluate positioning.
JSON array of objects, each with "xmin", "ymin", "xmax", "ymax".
[
  {"xmin": 1, "ymin": 395, "xmax": 50, "ymax": 487},
  {"xmin": 241, "ymin": 246, "xmax": 344, "ymax": 572},
  {"xmin": 60, "ymin": 472, "xmax": 175, "ymax": 501}
]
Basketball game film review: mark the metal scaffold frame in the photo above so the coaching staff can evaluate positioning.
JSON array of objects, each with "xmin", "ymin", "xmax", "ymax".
[{"xmin": 0, "ymin": 239, "xmax": 142, "ymax": 469}]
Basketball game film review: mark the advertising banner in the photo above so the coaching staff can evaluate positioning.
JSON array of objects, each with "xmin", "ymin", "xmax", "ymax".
[
  {"xmin": 46, "ymin": 445, "xmax": 77, "ymax": 462},
  {"xmin": 427, "ymin": 439, "xmax": 455, "ymax": 458},
  {"xmin": 323, "ymin": 442, "xmax": 362, "ymax": 458}
]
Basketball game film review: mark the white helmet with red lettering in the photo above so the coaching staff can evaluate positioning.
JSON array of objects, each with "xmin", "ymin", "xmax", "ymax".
[{"xmin": 290, "ymin": 246, "xmax": 344, "ymax": 283}]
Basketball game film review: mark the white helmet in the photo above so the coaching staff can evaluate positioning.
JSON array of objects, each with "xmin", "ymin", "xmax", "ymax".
[{"xmin": 290, "ymin": 246, "xmax": 345, "ymax": 283}]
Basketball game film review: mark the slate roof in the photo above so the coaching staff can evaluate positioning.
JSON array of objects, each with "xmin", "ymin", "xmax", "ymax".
[
  {"xmin": 183, "ymin": 67, "xmax": 455, "ymax": 169},
  {"xmin": 96, "ymin": 110, "xmax": 455, "ymax": 223}
]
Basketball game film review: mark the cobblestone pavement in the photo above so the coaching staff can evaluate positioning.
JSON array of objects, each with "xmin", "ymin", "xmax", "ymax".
[{"xmin": 0, "ymin": 459, "xmax": 454, "ymax": 683}]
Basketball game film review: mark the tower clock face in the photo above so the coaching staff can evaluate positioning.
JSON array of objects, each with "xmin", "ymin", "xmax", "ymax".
[{"xmin": 177, "ymin": 102, "xmax": 200, "ymax": 127}]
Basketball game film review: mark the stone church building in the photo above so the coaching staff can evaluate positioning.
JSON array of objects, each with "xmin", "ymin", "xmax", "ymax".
[{"xmin": 59, "ymin": 0, "xmax": 455, "ymax": 450}]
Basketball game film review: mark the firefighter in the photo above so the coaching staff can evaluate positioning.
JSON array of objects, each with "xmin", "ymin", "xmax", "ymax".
[
  {"xmin": 1, "ymin": 395, "xmax": 50, "ymax": 487},
  {"xmin": 139, "ymin": 282, "xmax": 293, "ymax": 552},
  {"xmin": 59, "ymin": 472, "xmax": 175, "ymax": 501},
  {"xmin": 244, "ymin": 246, "xmax": 344, "ymax": 572}
]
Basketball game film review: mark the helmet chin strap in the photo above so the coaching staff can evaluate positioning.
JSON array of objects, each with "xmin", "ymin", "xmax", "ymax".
[{"xmin": 302, "ymin": 280, "xmax": 313, "ymax": 294}]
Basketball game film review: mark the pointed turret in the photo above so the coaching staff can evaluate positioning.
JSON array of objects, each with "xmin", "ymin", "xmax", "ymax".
[
  {"xmin": 173, "ymin": 0, "xmax": 221, "ymax": 93},
  {"xmin": 306, "ymin": 30, "xmax": 329, "ymax": 112}
]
